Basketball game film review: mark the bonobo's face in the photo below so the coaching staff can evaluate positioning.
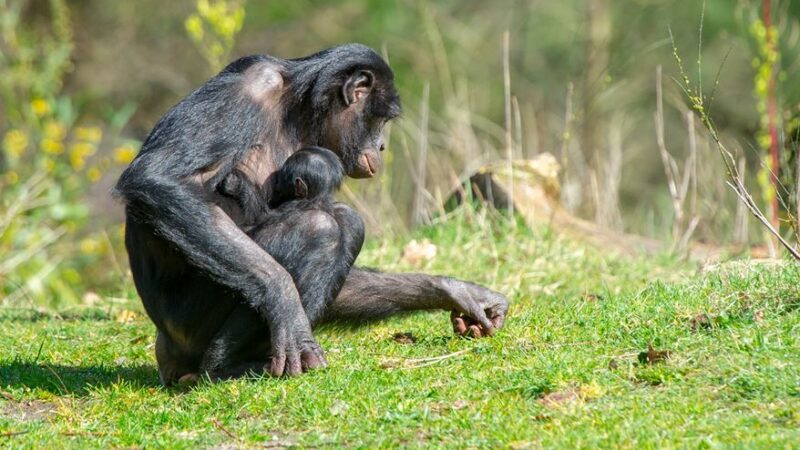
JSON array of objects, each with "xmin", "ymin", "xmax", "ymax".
[{"xmin": 324, "ymin": 65, "xmax": 401, "ymax": 179}]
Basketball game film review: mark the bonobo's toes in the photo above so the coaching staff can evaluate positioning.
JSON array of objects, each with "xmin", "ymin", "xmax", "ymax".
[{"xmin": 177, "ymin": 373, "xmax": 200, "ymax": 387}]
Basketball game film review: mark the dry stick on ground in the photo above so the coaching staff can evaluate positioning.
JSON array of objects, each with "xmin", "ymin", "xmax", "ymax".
[
  {"xmin": 380, "ymin": 349, "xmax": 471, "ymax": 370},
  {"xmin": 211, "ymin": 418, "xmax": 241, "ymax": 442},
  {"xmin": 669, "ymin": 30, "xmax": 800, "ymax": 261},
  {"xmin": 654, "ymin": 65, "xmax": 698, "ymax": 252},
  {"xmin": 513, "ymin": 96, "xmax": 524, "ymax": 160},
  {"xmin": 557, "ymin": 82, "xmax": 576, "ymax": 224},
  {"xmin": 412, "ymin": 82, "xmax": 431, "ymax": 227},
  {"xmin": 733, "ymin": 157, "xmax": 749, "ymax": 243},
  {"xmin": 503, "ymin": 30, "xmax": 515, "ymax": 218}
]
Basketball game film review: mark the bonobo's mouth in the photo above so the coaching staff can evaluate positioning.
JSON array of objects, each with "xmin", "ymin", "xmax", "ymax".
[{"xmin": 349, "ymin": 148, "xmax": 382, "ymax": 178}]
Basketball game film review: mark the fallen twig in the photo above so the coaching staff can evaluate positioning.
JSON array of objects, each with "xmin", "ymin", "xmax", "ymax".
[
  {"xmin": 211, "ymin": 418, "xmax": 241, "ymax": 442},
  {"xmin": 1, "ymin": 430, "xmax": 29, "ymax": 438},
  {"xmin": 380, "ymin": 349, "xmax": 471, "ymax": 369}
]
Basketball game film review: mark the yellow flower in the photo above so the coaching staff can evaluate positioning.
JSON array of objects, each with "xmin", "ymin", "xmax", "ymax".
[
  {"xmin": 185, "ymin": 15, "xmax": 204, "ymax": 41},
  {"xmin": 87, "ymin": 166, "xmax": 102, "ymax": 183},
  {"xmin": 80, "ymin": 238, "xmax": 99, "ymax": 255},
  {"xmin": 42, "ymin": 158, "xmax": 56, "ymax": 173},
  {"xmin": 42, "ymin": 138, "xmax": 65, "ymax": 155},
  {"xmin": 197, "ymin": 0, "xmax": 211, "ymax": 16},
  {"xmin": 44, "ymin": 121, "xmax": 67, "ymax": 141},
  {"xmin": 70, "ymin": 141, "xmax": 96, "ymax": 158},
  {"xmin": 3, "ymin": 129, "xmax": 28, "ymax": 157},
  {"xmin": 31, "ymin": 98, "xmax": 50, "ymax": 117},
  {"xmin": 4, "ymin": 171, "xmax": 19, "ymax": 184},
  {"xmin": 70, "ymin": 150, "xmax": 86, "ymax": 170},
  {"xmin": 75, "ymin": 126, "xmax": 102, "ymax": 143},
  {"xmin": 114, "ymin": 145, "xmax": 137, "ymax": 164}
]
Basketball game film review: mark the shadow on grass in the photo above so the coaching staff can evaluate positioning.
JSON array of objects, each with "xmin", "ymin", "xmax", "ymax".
[{"xmin": 0, "ymin": 361, "xmax": 160, "ymax": 396}]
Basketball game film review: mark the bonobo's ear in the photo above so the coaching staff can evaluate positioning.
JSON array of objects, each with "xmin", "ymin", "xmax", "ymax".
[
  {"xmin": 342, "ymin": 70, "xmax": 374, "ymax": 106},
  {"xmin": 293, "ymin": 177, "xmax": 309, "ymax": 198}
]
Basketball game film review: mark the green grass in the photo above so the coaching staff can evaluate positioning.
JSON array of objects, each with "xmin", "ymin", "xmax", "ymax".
[{"xmin": 1, "ymin": 210, "xmax": 799, "ymax": 448}]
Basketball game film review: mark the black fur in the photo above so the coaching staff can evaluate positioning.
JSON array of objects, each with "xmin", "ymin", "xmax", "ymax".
[{"xmin": 114, "ymin": 44, "xmax": 508, "ymax": 384}]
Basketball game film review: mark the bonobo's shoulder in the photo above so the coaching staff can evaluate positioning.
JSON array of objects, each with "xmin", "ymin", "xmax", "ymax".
[
  {"xmin": 220, "ymin": 55, "xmax": 281, "ymax": 74},
  {"xmin": 220, "ymin": 56, "xmax": 286, "ymax": 103}
]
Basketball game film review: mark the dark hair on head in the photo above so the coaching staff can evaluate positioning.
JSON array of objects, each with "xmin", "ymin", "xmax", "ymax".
[{"xmin": 272, "ymin": 146, "xmax": 344, "ymax": 205}]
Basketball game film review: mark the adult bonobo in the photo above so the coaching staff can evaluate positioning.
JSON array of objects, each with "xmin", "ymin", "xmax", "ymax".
[{"xmin": 115, "ymin": 44, "xmax": 509, "ymax": 385}]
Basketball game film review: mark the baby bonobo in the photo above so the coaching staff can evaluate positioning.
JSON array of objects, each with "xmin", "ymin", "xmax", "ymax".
[
  {"xmin": 198, "ymin": 147, "xmax": 364, "ymax": 381},
  {"xmin": 269, "ymin": 146, "xmax": 344, "ymax": 209}
]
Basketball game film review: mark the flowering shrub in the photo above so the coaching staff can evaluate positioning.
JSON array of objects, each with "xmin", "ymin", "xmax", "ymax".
[{"xmin": 0, "ymin": 0, "xmax": 137, "ymax": 306}]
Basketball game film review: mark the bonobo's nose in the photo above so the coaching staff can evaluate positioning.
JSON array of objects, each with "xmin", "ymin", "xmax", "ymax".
[{"xmin": 380, "ymin": 143, "xmax": 386, "ymax": 152}]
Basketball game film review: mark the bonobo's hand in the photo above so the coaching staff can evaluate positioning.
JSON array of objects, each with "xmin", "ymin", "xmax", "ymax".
[
  {"xmin": 266, "ymin": 317, "xmax": 327, "ymax": 377},
  {"xmin": 441, "ymin": 279, "xmax": 509, "ymax": 338}
]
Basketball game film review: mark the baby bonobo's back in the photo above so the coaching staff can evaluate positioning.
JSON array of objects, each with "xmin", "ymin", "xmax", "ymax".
[{"xmin": 270, "ymin": 146, "xmax": 344, "ymax": 208}]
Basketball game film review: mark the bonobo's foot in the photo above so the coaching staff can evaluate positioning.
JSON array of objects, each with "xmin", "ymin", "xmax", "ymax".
[
  {"xmin": 266, "ymin": 324, "xmax": 328, "ymax": 377},
  {"xmin": 443, "ymin": 279, "xmax": 509, "ymax": 338}
]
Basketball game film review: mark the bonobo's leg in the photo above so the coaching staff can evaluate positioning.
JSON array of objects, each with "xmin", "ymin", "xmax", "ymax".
[
  {"xmin": 199, "ymin": 205, "xmax": 363, "ymax": 380},
  {"xmin": 125, "ymin": 216, "xmax": 241, "ymax": 386},
  {"xmin": 257, "ymin": 204, "xmax": 364, "ymax": 324},
  {"xmin": 325, "ymin": 269, "xmax": 509, "ymax": 338}
]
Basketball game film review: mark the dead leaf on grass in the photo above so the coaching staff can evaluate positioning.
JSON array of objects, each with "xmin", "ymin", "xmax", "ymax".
[
  {"xmin": 391, "ymin": 332, "xmax": 417, "ymax": 344},
  {"xmin": 538, "ymin": 388, "xmax": 580, "ymax": 407},
  {"xmin": 689, "ymin": 313, "xmax": 713, "ymax": 331},
  {"xmin": 638, "ymin": 343, "xmax": 671, "ymax": 365},
  {"xmin": 401, "ymin": 239, "xmax": 437, "ymax": 266},
  {"xmin": 582, "ymin": 293, "xmax": 604, "ymax": 302},
  {"xmin": 115, "ymin": 310, "xmax": 137, "ymax": 323},
  {"xmin": 538, "ymin": 382, "xmax": 603, "ymax": 408}
]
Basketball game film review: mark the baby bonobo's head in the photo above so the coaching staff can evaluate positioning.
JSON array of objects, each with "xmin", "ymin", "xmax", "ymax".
[{"xmin": 270, "ymin": 146, "xmax": 344, "ymax": 207}]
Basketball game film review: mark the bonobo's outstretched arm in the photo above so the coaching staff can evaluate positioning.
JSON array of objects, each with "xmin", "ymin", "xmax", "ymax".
[{"xmin": 327, "ymin": 268, "xmax": 508, "ymax": 337}]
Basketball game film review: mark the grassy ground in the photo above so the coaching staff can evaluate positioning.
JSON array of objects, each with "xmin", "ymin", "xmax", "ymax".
[{"xmin": 1, "ymin": 210, "xmax": 799, "ymax": 448}]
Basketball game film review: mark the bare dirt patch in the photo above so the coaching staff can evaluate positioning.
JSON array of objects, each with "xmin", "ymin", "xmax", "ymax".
[{"xmin": 3, "ymin": 399, "xmax": 56, "ymax": 422}]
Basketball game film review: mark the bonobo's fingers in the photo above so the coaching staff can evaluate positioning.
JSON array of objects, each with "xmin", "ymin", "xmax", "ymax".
[
  {"xmin": 268, "ymin": 354, "xmax": 287, "ymax": 377},
  {"xmin": 300, "ymin": 348, "xmax": 327, "ymax": 372},
  {"xmin": 451, "ymin": 312, "xmax": 487, "ymax": 338},
  {"xmin": 489, "ymin": 307, "xmax": 506, "ymax": 329},
  {"xmin": 467, "ymin": 324, "xmax": 483, "ymax": 338},
  {"xmin": 286, "ymin": 350, "xmax": 303, "ymax": 376},
  {"xmin": 443, "ymin": 279, "xmax": 508, "ymax": 338},
  {"xmin": 267, "ymin": 324, "xmax": 325, "ymax": 377},
  {"xmin": 451, "ymin": 311, "xmax": 468, "ymax": 335}
]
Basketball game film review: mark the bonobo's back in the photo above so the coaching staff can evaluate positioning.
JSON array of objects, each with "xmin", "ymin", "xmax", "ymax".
[{"xmin": 271, "ymin": 147, "xmax": 344, "ymax": 207}]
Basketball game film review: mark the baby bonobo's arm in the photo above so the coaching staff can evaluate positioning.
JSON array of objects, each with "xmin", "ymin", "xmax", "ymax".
[{"xmin": 218, "ymin": 169, "xmax": 268, "ymax": 226}]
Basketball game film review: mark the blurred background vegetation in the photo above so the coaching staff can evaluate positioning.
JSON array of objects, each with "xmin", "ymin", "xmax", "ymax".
[{"xmin": 2, "ymin": 0, "xmax": 800, "ymax": 307}]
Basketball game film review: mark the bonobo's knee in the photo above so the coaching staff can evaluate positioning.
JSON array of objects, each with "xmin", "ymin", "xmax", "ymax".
[
  {"xmin": 304, "ymin": 210, "xmax": 341, "ymax": 239},
  {"xmin": 332, "ymin": 203, "xmax": 365, "ymax": 255}
]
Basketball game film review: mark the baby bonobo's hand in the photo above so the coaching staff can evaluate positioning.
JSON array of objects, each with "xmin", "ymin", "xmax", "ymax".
[{"xmin": 441, "ymin": 278, "xmax": 508, "ymax": 338}]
